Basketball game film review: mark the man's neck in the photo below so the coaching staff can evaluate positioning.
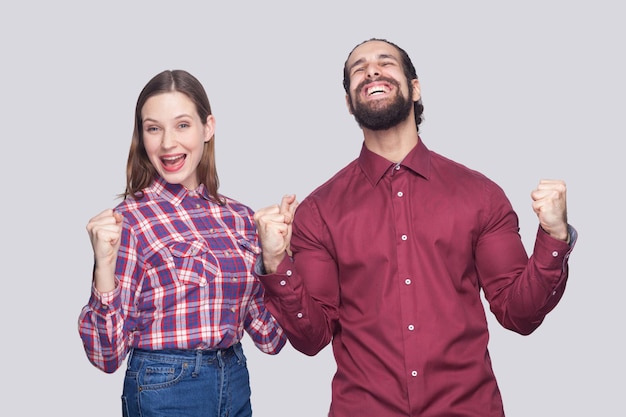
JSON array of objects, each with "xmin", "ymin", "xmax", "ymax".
[{"xmin": 362, "ymin": 119, "xmax": 419, "ymax": 163}]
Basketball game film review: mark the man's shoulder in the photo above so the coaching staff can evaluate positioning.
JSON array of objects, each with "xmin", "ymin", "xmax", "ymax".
[
  {"xmin": 305, "ymin": 158, "xmax": 361, "ymax": 201},
  {"xmin": 430, "ymin": 151, "xmax": 497, "ymax": 184}
]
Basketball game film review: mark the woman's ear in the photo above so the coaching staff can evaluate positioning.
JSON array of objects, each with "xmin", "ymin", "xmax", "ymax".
[{"xmin": 204, "ymin": 114, "xmax": 216, "ymax": 142}]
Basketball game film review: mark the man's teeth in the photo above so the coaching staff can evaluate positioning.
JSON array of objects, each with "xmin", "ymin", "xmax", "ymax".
[{"xmin": 367, "ymin": 86, "xmax": 387, "ymax": 96}]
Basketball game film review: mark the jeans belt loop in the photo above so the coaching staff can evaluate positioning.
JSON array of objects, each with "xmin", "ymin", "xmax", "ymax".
[{"xmin": 192, "ymin": 349, "xmax": 202, "ymax": 377}]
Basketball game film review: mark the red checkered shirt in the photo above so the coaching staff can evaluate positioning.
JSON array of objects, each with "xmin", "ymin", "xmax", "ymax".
[{"xmin": 79, "ymin": 177, "xmax": 286, "ymax": 373}]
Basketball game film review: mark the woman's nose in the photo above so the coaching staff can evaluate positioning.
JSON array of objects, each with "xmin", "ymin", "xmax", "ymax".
[{"xmin": 161, "ymin": 130, "xmax": 176, "ymax": 148}]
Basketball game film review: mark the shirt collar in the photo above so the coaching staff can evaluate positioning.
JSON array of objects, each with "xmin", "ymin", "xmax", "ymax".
[
  {"xmin": 146, "ymin": 177, "xmax": 210, "ymax": 206},
  {"xmin": 358, "ymin": 137, "xmax": 431, "ymax": 185}
]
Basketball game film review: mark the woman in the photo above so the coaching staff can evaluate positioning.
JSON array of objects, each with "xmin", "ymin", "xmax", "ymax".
[{"xmin": 78, "ymin": 70, "xmax": 286, "ymax": 417}]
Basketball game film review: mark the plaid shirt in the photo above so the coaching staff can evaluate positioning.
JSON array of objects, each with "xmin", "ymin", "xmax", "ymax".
[{"xmin": 79, "ymin": 177, "xmax": 286, "ymax": 373}]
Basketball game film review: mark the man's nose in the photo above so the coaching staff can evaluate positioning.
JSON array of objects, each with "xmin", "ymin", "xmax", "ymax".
[{"xmin": 366, "ymin": 64, "xmax": 381, "ymax": 78}]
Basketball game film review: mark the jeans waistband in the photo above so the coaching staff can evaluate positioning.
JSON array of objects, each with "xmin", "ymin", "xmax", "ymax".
[
  {"xmin": 129, "ymin": 342, "xmax": 244, "ymax": 374},
  {"xmin": 130, "ymin": 342, "xmax": 241, "ymax": 363}
]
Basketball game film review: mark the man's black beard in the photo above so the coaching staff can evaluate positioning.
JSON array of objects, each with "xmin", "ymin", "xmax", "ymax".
[{"xmin": 349, "ymin": 89, "xmax": 413, "ymax": 131}]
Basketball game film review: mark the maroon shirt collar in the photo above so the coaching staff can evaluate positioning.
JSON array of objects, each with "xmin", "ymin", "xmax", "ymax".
[{"xmin": 357, "ymin": 136, "xmax": 432, "ymax": 186}]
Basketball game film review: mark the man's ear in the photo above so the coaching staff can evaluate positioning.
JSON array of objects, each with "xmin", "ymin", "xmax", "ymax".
[{"xmin": 411, "ymin": 79, "xmax": 421, "ymax": 102}]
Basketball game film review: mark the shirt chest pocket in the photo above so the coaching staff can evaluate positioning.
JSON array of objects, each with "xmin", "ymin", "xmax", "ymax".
[{"xmin": 169, "ymin": 240, "xmax": 220, "ymax": 286}]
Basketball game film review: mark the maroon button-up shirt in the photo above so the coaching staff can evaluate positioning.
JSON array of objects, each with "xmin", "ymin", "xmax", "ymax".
[{"xmin": 258, "ymin": 139, "xmax": 574, "ymax": 416}]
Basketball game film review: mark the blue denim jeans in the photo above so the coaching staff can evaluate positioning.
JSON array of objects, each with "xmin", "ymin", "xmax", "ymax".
[{"xmin": 122, "ymin": 343, "xmax": 251, "ymax": 417}]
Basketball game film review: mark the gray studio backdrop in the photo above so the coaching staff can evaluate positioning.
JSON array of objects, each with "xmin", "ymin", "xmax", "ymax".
[{"xmin": 1, "ymin": 1, "xmax": 623, "ymax": 416}]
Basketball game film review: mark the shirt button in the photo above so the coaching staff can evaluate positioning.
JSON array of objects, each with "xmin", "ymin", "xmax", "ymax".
[
  {"xmin": 408, "ymin": 324, "xmax": 414, "ymax": 331},
  {"xmin": 230, "ymin": 307, "xmax": 236, "ymax": 313},
  {"xmin": 405, "ymin": 279, "xmax": 412, "ymax": 285},
  {"xmin": 286, "ymin": 270, "xmax": 293, "ymax": 277},
  {"xmin": 411, "ymin": 370, "xmax": 418, "ymax": 377},
  {"xmin": 395, "ymin": 165, "xmax": 401, "ymax": 171},
  {"xmin": 280, "ymin": 280, "xmax": 286, "ymax": 286},
  {"xmin": 296, "ymin": 312, "xmax": 303, "ymax": 319},
  {"xmin": 397, "ymin": 191, "xmax": 403, "ymax": 197},
  {"xmin": 232, "ymin": 277, "xmax": 237, "ymax": 282},
  {"xmin": 199, "ymin": 280, "xmax": 207, "ymax": 286},
  {"xmin": 401, "ymin": 235, "xmax": 408, "ymax": 241},
  {"xmin": 552, "ymin": 251, "xmax": 559, "ymax": 257},
  {"xmin": 195, "ymin": 204, "xmax": 201, "ymax": 209}
]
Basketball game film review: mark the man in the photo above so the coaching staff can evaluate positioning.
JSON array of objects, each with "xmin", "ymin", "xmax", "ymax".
[{"xmin": 254, "ymin": 38, "xmax": 576, "ymax": 416}]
